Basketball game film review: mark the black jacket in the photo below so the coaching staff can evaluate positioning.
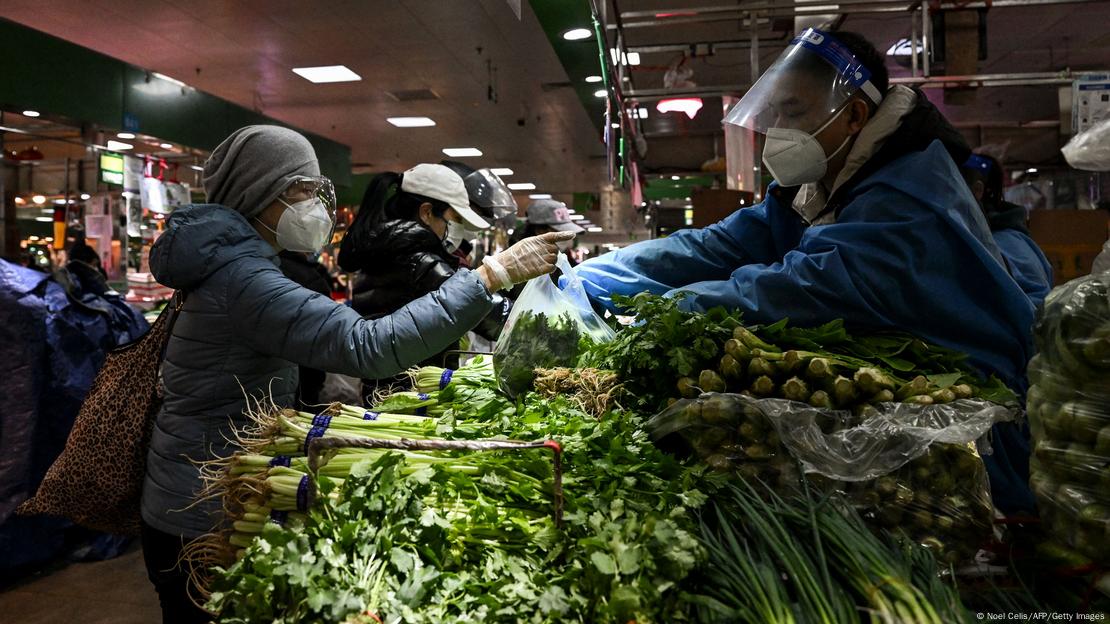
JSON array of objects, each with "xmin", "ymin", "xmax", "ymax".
[{"xmin": 344, "ymin": 219, "xmax": 511, "ymax": 369}]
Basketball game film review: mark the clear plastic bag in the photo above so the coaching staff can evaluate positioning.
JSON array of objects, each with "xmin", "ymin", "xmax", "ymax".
[
  {"xmin": 493, "ymin": 255, "xmax": 615, "ymax": 397},
  {"xmin": 1062, "ymin": 118, "xmax": 1110, "ymax": 172},
  {"xmin": 648, "ymin": 393, "xmax": 1013, "ymax": 563},
  {"xmin": 1026, "ymin": 272, "xmax": 1110, "ymax": 560}
]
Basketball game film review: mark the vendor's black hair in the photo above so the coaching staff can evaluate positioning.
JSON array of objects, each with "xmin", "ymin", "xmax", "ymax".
[
  {"xmin": 832, "ymin": 31, "xmax": 889, "ymax": 106},
  {"xmin": 960, "ymin": 153, "xmax": 1005, "ymax": 208},
  {"xmin": 338, "ymin": 171, "xmax": 450, "ymax": 271}
]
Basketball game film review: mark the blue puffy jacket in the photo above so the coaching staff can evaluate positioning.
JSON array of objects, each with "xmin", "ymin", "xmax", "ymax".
[
  {"xmin": 983, "ymin": 202, "xmax": 1053, "ymax": 308},
  {"xmin": 141, "ymin": 205, "xmax": 496, "ymax": 537},
  {"xmin": 574, "ymin": 94, "xmax": 1038, "ymax": 513}
]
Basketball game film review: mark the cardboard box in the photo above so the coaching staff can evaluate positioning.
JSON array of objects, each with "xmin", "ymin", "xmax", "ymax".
[{"xmin": 1027, "ymin": 210, "xmax": 1109, "ymax": 284}]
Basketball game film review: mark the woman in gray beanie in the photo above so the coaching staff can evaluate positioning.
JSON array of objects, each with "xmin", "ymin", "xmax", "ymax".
[{"xmin": 140, "ymin": 125, "xmax": 571, "ymax": 623}]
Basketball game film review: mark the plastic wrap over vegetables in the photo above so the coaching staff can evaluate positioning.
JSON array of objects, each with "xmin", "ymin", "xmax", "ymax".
[
  {"xmin": 1027, "ymin": 271, "xmax": 1110, "ymax": 560},
  {"xmin": 649, "ymin": 393, "xmax": 1015, "ymax": 563},
  {"xmin": 493, "ymin": 255, "xmax": 615, "ymax": 397}
]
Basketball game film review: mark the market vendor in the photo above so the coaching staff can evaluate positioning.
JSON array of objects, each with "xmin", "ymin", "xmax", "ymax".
[
  {"xmin": 960, "ymin": 153, "xmax": 1054, "ymax": 306},
  {"xmin": 141, "ymin": 125, "xmax": 572, "ymax": 623},
  {"xmin": 570, "ymin": 30, "xmax": 1037, "ymax": 514}
]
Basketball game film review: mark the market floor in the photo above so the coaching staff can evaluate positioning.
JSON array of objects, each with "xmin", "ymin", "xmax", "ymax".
[{"xmin": 0, "ymin": 543, "xmax": 161, "ymax": 623}]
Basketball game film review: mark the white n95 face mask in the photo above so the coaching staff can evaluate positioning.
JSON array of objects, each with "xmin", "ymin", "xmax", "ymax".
[
  {"xmin": 762, "ymin": 106, "xmax": 853, "ymax": 187},
  {"xmin": 266, "ymin": 197, "xmax": 334, "ymax": 253},
  {"xmin": 443, "ymin": 219, "xmax": 471, "ymax": 254}
]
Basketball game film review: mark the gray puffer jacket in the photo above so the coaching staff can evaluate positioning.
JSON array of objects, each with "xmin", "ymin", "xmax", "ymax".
[{"xmin": 140, "ymin": 204, "xmax": 494, "ymax": 537}]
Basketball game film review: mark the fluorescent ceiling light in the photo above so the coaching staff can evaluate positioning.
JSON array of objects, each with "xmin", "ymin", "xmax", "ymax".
[
  {"xmin": 53, "ymin": 199, "xmax": 66, "ymax": 205},
  {"xmin": 1027, "ymin": 167, "xmax": 1038, "ymax": 173},
  {"xmin": 292, "ymin": 64, "xmax": 362, "ymax": 83},
  {"xmin": 35, "ymin": 216, "xmax": 54, "ymax": 223},
  {"xmin": 562, "ymin": 28, "xmax": 592, "ymax": 41},
  {"xmin": 160, "ymin": 143, "xmax": 174, "ymax": 149},
  {"xmin": 117, "ymin": 132, "xmax": 136, "ymax": 139},
  {"xmin": 671, "ymin": 175, "xmax": 681, "ymax": 180},
  {"xmin": 634, "ymin": 107, "xmax": 649, "ymax": 119},
  {"xmin": 489, "ymin": 168, "xmax": 514, "ymax": 176},
  {"xmin": 80, "ymin": 193, "xmax": 91, "ymax": 200},
  {"xmin": 190, "ymin": 165, "xmax": 204, "ymax": 171},
  {"xmin": 585, "ymin": 75, "xmax": 602, "ymax": 83},
  {"xmin": 611, "ymin": 123, "xmax": 619, "ymax": 129},
  {"xmin": 593, "ymin": 89, "xmax": 607, "ymax": 98},
  {"xmin": 22, "ymin": 110, "xmax": 40, "ymax": 117},
  {"xmin": 442, "ymin": 147, "xmax": 483, "ymax": 158},
  {"xmin": 152, "ymin": 71, "xmax": 188, "ymax": 87},
  {"xmin": 387, "ymin": 116, "xmax": 436, "ymax": 128},
  {"xmin": 529, "ymin": 193, "xmax": 552, "ymax": 200},
  {"xmin": 569, "ymin": 214, "xmax": 586, "ymax": 221},
  {"xmin": 32, "ymin": 195, "xmax": 46, "ymax": 204},
  {"xmin": 587, "ymin": 226, "xmax": 603, "ymax": 232},
  {"xmin": 608, "ymin": 49, "xmax": 641, "ymax": 66},
  {"xmin": 507, "ymin": 182, "xmax": 536, "ymax": 191},
  {"xmin": 107, "ymin": 140, "xmax": 133, "ymax": 151}
]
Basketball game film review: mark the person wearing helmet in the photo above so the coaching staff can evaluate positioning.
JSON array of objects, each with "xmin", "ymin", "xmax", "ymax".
[
  {"xmin": 339, "ymin": 164, "xmax": 564, "ymax": 397},
  {"xmin": 440, "ymin": 160, "xmax": 519, "ymax": 225},
  {"xmin": 960, "ymin": 153, "xmax": 1053, "ymax": 306},
  {"xmin": 570, "ymin": 30, "xmax": 1036, "ymax": 515}
]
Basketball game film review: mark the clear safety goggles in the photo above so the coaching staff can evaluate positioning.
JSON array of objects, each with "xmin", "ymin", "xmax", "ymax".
[
  {"xmin": 723, "ymin": 29, "xmax": 884, "ymax": 135},
  {"xmin": 281, "ymin": 175, "xmax": 337, "ymax": 219},
  {"xmin": 464, "ymin": 169, "xmax": 518, "ymax": 220}
]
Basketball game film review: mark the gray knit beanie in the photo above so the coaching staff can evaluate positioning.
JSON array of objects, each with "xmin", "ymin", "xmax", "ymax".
[{"xmin": 203, "ymin": 125, "xmax": 320, "ymax": 219}]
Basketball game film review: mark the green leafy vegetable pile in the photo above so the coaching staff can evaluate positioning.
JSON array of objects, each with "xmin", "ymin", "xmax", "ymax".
[{"xmin": 494, "ymin": 311, "xmax": 596, "ymax": 397}]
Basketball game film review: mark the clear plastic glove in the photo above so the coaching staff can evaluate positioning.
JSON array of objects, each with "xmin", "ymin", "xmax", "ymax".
[{"xmin": 478, "ymin": 232, "xmax": 576, "ymax": 291}]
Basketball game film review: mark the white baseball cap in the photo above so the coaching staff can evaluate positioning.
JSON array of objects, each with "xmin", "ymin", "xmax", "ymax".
[{"xmin": 400, "ymin": 163, "xmax": 490, "ymax": 230}]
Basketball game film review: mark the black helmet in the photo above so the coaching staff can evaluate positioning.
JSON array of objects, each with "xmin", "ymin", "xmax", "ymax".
[{"xmin": 440, "ymin": 160, "xmax": 518, "ymax": 221}]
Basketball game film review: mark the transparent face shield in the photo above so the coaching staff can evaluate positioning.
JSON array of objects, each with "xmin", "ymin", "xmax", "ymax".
[
  {"xmin": 723, "ymin": 29, "xmax": 883, "ymax": 136},
  {"xmin": 281, "ymin": 175, "xmax": 338, "ymax": 238},
  {"xmin": 465, "ymin": 169, "xmax": 518, "ymax": 220}
]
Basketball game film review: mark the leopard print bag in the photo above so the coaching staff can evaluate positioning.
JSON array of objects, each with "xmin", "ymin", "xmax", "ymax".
[{"xmin": 18, "ymin": 292, "xmax": 185, "ymax": 535}]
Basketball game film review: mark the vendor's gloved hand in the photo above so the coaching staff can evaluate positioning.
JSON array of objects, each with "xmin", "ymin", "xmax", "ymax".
[{"xmin": 478, "ymin": 232, "xmax": 576, "ymax": 291}]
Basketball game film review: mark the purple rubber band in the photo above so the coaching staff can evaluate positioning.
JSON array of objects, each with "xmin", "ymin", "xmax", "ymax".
[
  {"xmin": 270, "ymin": 509, "xmax": 288, "ymax": 525},
  {"xmin": 417, "ymin": 393, "xmax": 430, "ymax": 401},
  {"xmin": 439, "ymin": 369, "xmax": 454, "ymax": 389},
  {"xmin": 363, "ymin": 411, "xmax": 380, "ymax": 421},
  {"xmin": 415, "ymin": 406, "xmax": 427, "ymax": 416},
  {"xmin": 268, "ymin": 456, "xmax": 291, "ymax": 468},
  {"xmin": 312, "ymin": 414, "xmax": 333, "ymax": 427},
  {"xmin": 296, "ymin": 475, "xmax": 309, "ymax": 511},
  {"xmin": 303, "ymin": 424, "xmax": 329, "ymax": 455}
]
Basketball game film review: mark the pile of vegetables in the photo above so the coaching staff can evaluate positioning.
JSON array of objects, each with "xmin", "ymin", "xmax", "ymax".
[
  {"xmin": 692, "ymin": 482, "xmax": 968, "ymax": 623},
  {"xmin": 195, "ymin": 293, "xmax": 1040, "ymax": 621},
  {"xmin": 651, "ymin": 392, "xmax": 996, "ymax": 564},
  {"xmin": 1026, "ymin": 272, "xmax": 1110, "ymax": 561}
]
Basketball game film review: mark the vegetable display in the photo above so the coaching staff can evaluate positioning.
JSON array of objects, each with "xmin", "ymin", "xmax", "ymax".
[
  {"xmin": 650, "ymin": 392, "xmax": 1001, "ymax": 564},
  {"xmin": 192, "ymin": 292, "xmax": 1064, "ymax": 622},
  {"xmin": 1026, "ymin": 272, "xmax": 1110, "ymax": 561}
]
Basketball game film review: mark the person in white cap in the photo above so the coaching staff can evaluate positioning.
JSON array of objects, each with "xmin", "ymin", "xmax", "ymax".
[{"xmin": 339, "ymin": 164, "xmax": 566, "ymax": 397}]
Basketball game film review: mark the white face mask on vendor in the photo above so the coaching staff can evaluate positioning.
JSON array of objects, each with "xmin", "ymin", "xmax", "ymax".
[
  {"xmin": 259, "ymin": 197, "xmax": 334, "ymax": 253},
  {"xmin": 761, "ymin": 105, "xmax": 853, "ymax": 187}
]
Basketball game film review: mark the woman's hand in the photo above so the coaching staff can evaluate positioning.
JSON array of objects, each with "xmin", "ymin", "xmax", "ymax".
[{"xmin": 477, "ymin": 232, "xmax": 576, "ymax": 291}]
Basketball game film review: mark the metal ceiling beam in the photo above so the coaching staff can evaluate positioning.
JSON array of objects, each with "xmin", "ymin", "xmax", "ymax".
[
  {"xmin": 610, "ymin": 0, "xmax": 1107, "ymax": 28},
  {"xmin": 623, "ymin": 85, "xmax": 749, "ymax": 101},
  {"xmin": 891, "ymin": 70, "xmax": 1090, "ymax": 88}
]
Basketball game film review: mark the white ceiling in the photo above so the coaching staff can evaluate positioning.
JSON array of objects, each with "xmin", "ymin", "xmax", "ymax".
[{"xmin": 0, "ymin": 0, "xmax": 607, "ymax": 194}]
